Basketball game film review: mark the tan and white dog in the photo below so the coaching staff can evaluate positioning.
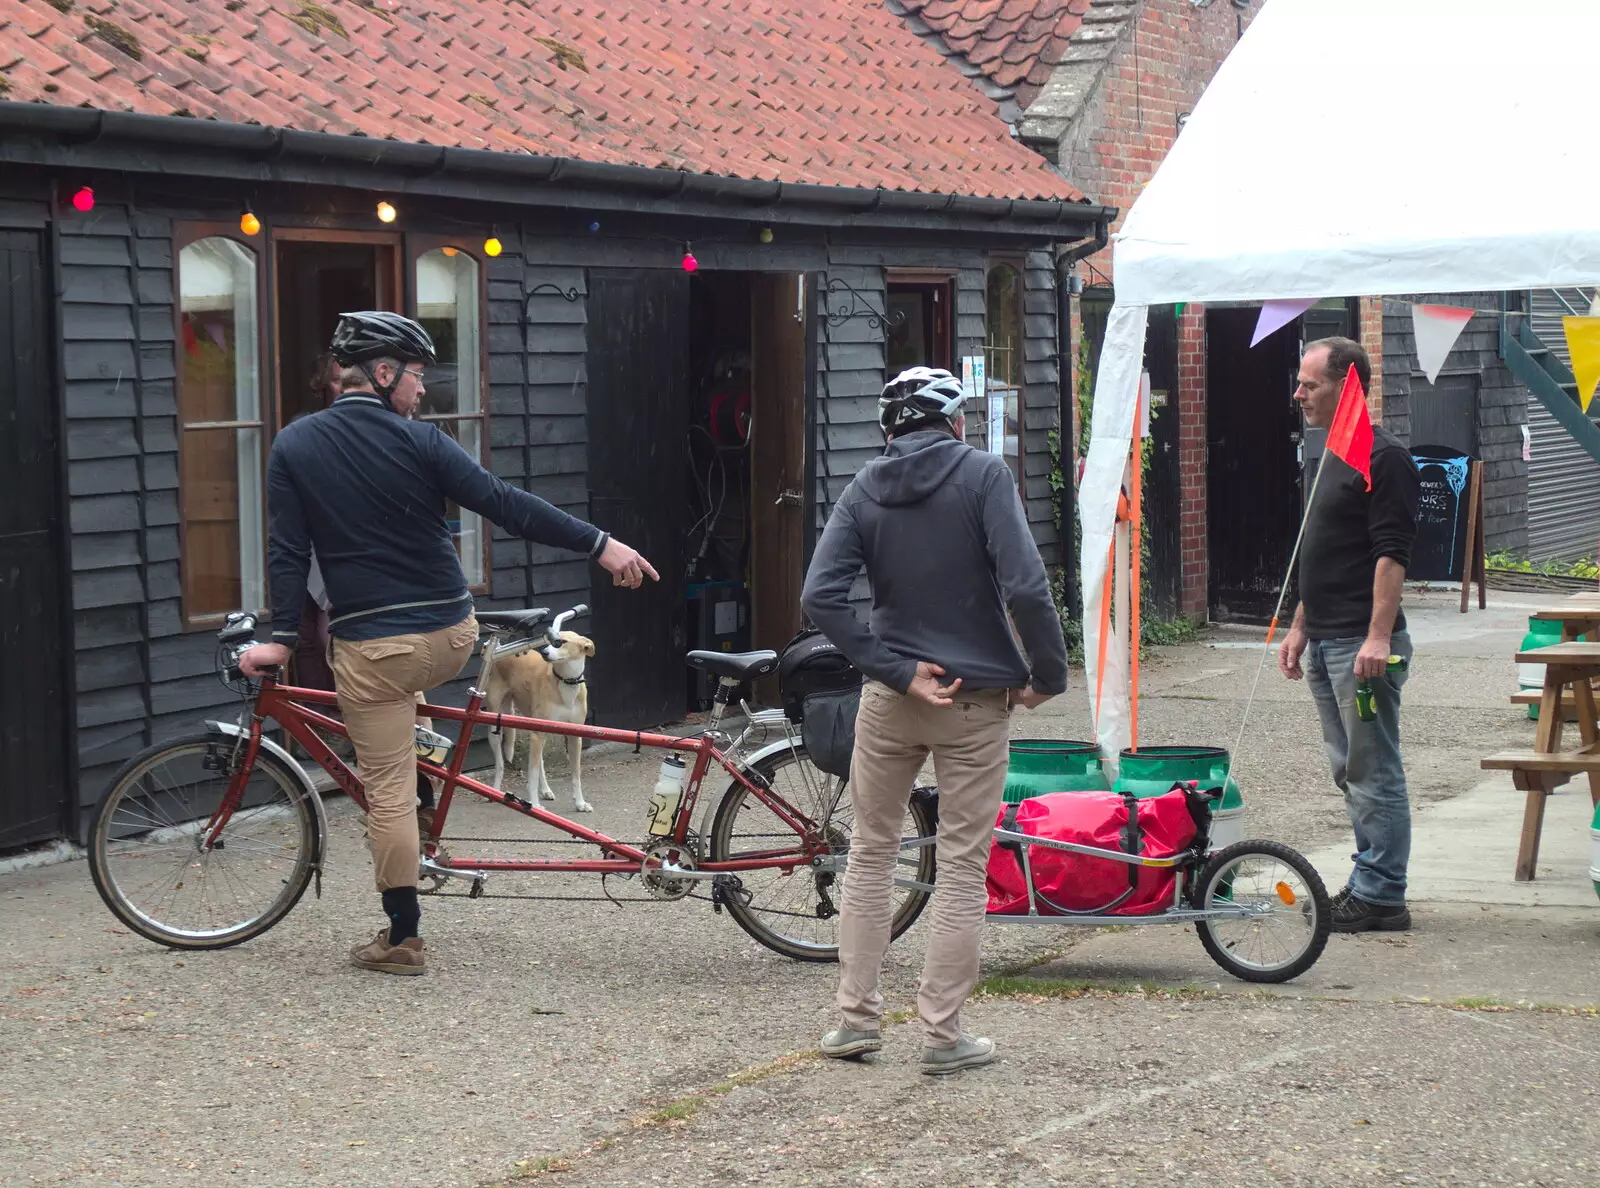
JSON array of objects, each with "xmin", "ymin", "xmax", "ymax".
[{"xmin": 485, "ymin": 631, "xmax": 595, "ymax": 813}]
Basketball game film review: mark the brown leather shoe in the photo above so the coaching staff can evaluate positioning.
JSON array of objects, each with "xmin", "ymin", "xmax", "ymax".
[
  {"xmin": 350, "ymin": 930, "xmax": 426, "ymax": 975},
  {"xmin": 417, "ymin": 806, "xmax": 437, "ymax": 844}
]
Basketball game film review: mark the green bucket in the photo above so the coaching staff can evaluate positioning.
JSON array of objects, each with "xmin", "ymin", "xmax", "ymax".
[
  {"xmin": 1003, "ymin": 739, "xmax": 1109, "ymax": 805},
  {"xmin": 1115, "ymin": 745, "xmax": 1245, "ymax": 851},
  {"xmin": 1518, "ymin": 617, "xmax": 1563, "ymax": 720}
]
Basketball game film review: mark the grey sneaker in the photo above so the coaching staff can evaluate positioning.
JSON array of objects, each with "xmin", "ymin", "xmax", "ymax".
[
  {"xmin": 820, "ymin": 1025, "xmax": 883, "ymax": 1060},
  {"xmin": 920, "ymin": 1034, "xmax": 996, "ymax": 1075}
]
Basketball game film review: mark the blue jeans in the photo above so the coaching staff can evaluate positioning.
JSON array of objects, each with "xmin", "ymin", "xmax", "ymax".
[{"xmin": 1305, "ymin": 632, "xmax": 1413, "ymax": 905}]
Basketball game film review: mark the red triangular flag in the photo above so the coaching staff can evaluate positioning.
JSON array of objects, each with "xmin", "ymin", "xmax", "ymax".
[{"xmin": 1324, "ymin": 363, "xmax": 1373, "ymax": 490}]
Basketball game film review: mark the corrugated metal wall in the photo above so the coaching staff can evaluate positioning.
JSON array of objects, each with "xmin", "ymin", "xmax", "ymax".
[{"xmin": 1528, "ymin": 288, "xmax": 1600, "ymax": 561}]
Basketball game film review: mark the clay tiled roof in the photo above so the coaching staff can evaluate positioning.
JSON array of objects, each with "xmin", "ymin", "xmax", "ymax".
[
  {"xmin": 0, "ymin": 0, "xmax": 1080, "ymax": 201},
  {"xmin": 896, "ymin": 0, "xmax": 1090, "ymax": 109}
]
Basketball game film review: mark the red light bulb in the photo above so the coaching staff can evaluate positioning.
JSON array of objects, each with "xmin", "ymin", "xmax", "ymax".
[
  {"xmin": 681, "ymin": 250, "xmax": 698, "ymax": 273},
  {"xmin": 70, "ymin": 186, "xmax": 95, "ymax": 213}
]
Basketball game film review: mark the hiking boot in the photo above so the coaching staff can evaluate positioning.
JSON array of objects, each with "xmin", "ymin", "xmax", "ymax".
[
  {"xmin": 1331, "ymin": 893, "xmax": 1410, "ymax": 933},
  {"xmin": 820, "ymin": 1025, "xmax": 883, "ymax": 1060},
  {"xmin": 920, "ymin": 1034, "xmax": 996, "ymax": 1076},
  {"xmin": 350, "ymin": 930, "xmax": 426, "ymax": 975},
  {"xmin": 417, "ymin": 806, "xmax": 437, "ymax": 844},
  {"xmin": 1330, "ymin": 885, "xmax": 1353, "ymax": 911}
]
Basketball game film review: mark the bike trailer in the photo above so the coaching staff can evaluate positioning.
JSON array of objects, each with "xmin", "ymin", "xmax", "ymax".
[
  {"xmin": 986, "ymin": 784, "xmax": 1214, "ymax": 916},
  {"xmin": 778, "ymin": 627, "xmax": 863, "ymax": 778}
]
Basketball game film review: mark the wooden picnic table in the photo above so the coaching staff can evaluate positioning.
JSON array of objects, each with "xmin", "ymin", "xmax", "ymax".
[{"xmin": 1483, "ymin": 638, "xmax": 1600, "ymax": 880}]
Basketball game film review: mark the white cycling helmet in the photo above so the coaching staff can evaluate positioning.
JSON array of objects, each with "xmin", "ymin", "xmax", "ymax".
[{"xmin": 878, "ymin": 366, "xmax": 967, "ymax": 432}]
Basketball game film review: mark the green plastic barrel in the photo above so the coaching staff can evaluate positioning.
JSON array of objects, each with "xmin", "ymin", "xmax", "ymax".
[
  {"xmin": 1003, "ymin": 739, "xmax": 1109, "ymax": 804},
  {"xmin": 1518, "ymin": 617, "xmax": 1563, "ymax": 720},
  {"xmin": 1590, "ymin": 799, "xmax": 1600, "ymax": 905},
  {"xmin": 1115, "ymin": 745, "xmax": 1245, "ymax": 852}
]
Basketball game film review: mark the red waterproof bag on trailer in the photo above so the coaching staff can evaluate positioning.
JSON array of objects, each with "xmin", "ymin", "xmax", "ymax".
[{"xmin": 985, "ymin": 786, "xmax": 1207, "ymax": 916}]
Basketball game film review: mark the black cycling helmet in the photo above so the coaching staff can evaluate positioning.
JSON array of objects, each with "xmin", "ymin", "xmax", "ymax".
[
  {"xmin": 329, "ymin": 311, "xmax": 437, "ymax": 367},
  {"xmin": 878, "ymin": 366, "xmax": 967, "ymax": 433}
]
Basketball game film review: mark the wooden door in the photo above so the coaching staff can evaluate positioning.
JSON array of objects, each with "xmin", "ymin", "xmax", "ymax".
[
  {"xmin": 749, "ymin": 274, "xmax": 808, "ymax": 702},
  {"xmin": 584, "ymin": 269, "xmax": 690, "ymax": 726},
  {"xmin": 0, "ymin": 229, "xmax": 72, "ymax": 847}
]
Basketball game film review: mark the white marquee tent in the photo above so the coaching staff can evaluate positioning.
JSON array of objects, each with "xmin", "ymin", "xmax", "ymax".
[{"xmin": 1082, "ymin": 0, "xmax": 1600, "ymax": 766}]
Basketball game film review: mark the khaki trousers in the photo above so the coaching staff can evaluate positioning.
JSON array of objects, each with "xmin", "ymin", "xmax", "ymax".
[
  {"xmin": 837, "ymin": 680, "xmax": 1010, "ymax": 1047},
  {"xmin": 330, "ymin": 616, "xmax": 478, "ymax": 892}
]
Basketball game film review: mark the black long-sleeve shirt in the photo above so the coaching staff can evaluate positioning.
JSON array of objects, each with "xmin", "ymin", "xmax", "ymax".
[
  {"xmin": 267, "ymin": 392, "xmax": 606, "ymax": 644},
  {"xmin": 1296, "ymin": 425, "xmax": 1420, "ymax": 640}
]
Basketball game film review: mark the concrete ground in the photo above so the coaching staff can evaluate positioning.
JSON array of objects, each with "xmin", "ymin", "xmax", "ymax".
[{"xmin": 3, "ymin": 589, "xmax": 1597, "ymax": 1186}]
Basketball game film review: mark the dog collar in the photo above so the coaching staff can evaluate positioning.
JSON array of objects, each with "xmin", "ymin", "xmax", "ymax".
[{"xmin": 557, "ymin": 673, "xmax": 586, "ymax": 686}]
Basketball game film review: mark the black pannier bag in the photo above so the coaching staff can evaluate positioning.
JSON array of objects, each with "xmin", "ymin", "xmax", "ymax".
[{"xmin": 777, "ymin": 628, "xmax": 864, "ymax": 778}]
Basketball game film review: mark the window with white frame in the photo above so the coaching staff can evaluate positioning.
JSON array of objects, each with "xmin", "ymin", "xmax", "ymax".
[
  {"xmin": 178, "ymin": 235, "xmax": 265, "ymax": 620},
  {"xmin": 415, "ymin": 247, "xmax": 486, "ymax": 586}
]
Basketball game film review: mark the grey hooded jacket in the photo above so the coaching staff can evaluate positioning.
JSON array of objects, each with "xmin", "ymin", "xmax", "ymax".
[{"xmin": 800, "ymin": 428, "xmax": 1068, "ymax": 697}]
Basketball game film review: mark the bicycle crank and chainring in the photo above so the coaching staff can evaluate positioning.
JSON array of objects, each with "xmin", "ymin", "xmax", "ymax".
[{"xmin": 640, "ymin": 840, "xmax": 698, "ymax": 901}]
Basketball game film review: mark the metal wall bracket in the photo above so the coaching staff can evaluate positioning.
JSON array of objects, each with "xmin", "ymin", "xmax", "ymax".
[
  {"xmin": 823, "ymin": 276, "xmax": 906, "ymax": 332},
  {"xmin": 526, "ymin": 282, "xmax": 582, "ymax": 308}
]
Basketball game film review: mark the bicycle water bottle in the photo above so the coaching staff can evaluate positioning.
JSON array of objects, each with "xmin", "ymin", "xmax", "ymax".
[
  {"xmin": 646, "ymin": 756, "xmax": 687, "ymax": 836},
  {"xmin": 414, "ymin": 725, "xmax": 453, "ymax": 764},
  {"xmin": 1355, "ymin": 655, "xmax": 1408, "ymax": 723}
]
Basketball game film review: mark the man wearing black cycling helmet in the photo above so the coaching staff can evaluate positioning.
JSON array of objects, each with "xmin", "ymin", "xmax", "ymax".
[
  {"xmin": 802, "ymin": 365, "xmax": 1067, "ymax": 1075},
  {"xmin": 240, "ymin": 311, "xmax": 656, "ymax": 976}
]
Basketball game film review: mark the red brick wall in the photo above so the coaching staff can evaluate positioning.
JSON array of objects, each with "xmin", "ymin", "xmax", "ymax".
[
  {"xmin": 1063, "ymin": 0, "xmax": 1262, "ymax": 620},
  {"xmin": 1064, "ymin": 0, "xmax": 1263, "ymax": 288},
  {"xmin": 1176, "ymin": 304, "xmax": 1208, "ymax": 618},
  {"xmin": 1359, "ymin": 295, "xmax": 1385, "ymax": 418}
]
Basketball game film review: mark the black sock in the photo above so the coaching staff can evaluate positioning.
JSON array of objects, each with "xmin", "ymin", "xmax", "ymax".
[
  {"xmin": 416, "ymin": 770, "xmax": 434, "ymax": 810},
  {"xmin": 381, "ymin": 886, "xmax": 420, "ymax": 945}
]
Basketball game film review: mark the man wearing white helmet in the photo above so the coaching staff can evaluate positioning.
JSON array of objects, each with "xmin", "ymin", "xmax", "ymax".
[{"xmin": 801, "ymin": 365, "xmax": 1068, "ymax": 1075}]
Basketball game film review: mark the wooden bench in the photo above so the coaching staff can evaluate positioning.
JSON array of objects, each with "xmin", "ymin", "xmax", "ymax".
[{"xmin": 1485, "ymin": 639, "xmax": 1600, "ymax": 880}]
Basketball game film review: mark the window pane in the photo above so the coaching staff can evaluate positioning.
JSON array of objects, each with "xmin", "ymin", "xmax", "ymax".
[
  {"xmin": 417, "ymin": 248, "xmax": 484, "ymax": 584},
  {"xmin": 179, "ymin": 426, "xmax": 264, "ymax": 615},
  {"xmin": 179, "ymin": 237, "xmax": 263, "ymax": 617},
  {"xmin": 430, "ymin": 417, "xmax": 485, "ymax": 587},
  {"xmin": 416, "ymin": 248, "xmax": 481, "ymax": 417},
  {"xmin": 985, "ymin": 264, "xmax": 1022, "ymax": 388}
]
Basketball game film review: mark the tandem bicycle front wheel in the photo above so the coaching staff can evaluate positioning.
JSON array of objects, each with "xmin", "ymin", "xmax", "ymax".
[
  {"xmin": 88, "ymin": 732, "xmax": 323, "ymax": 950},
  {"xmin": 1193, "ymin": 840, "xmax": 1331, "ymax": 983},
  {"xmin": 708, "ymin": 744, "xmax": 937, "ymax": 963}
]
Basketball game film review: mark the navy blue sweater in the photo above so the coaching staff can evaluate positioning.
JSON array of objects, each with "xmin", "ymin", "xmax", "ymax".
[{"xmin": 267, "ymin": 392, "xmax": 605, "ymax": 644}]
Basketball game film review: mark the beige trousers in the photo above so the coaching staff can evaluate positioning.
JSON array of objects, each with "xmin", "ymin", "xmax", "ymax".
[
  {"xmin": 330, "ymin": 616, "xmax": 478, "ymax": 892},
  {"xmin": 837, "ymin": 679, "xmax": 1010, "ymax": 1047}
]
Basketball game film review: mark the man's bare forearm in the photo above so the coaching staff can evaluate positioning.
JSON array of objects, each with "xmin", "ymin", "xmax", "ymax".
[
  {"xmin": 1368, "ymin": 557, "xmax": 1405, "ymax": 640},
  {"xmin": 1290, "ymin": 602, "xmax": 1305, "ymax": 630}
]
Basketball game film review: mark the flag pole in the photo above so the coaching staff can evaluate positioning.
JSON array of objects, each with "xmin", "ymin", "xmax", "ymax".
[
  {"xmin": 1228, "ymin": 364, "xmax": 1370, "ymax": 784},
  {"xmin": 1227, "ymin": 450, "xmax": 1331, "ymax": 765},
  {"xmin": 1129, "ymin": 387, "xmax": 1144, "ymax": 752}
]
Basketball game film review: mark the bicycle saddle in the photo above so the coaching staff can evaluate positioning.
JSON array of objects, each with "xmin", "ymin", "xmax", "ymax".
[
  {"xmin": 476, "ymin": 608, "xmax": 551, "ymax": 633},
  {"xmin": 685, "ymin": 649, "xmax": 780, "ymax": 680}
]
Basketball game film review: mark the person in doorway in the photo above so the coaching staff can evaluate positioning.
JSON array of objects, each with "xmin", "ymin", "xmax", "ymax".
[
  {"xmin": 239, "ymin": 311, "xmax": 657, "ymax": 975},
  {"xmin": 1278, "ymin": 337, "xmax": 1420, "ymax": 932},
  {"xmin": 801, "ymin": 365, "xmax": 1068, "ymax": 1075}
]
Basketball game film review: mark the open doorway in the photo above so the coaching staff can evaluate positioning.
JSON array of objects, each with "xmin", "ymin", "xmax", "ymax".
[
  {"xmin": 274, "ymin": 235, "xmax": 399, "ymax": 426},
  {"xmin": 1206, "ymin": 306, "xmax": 1304, "ymax": 621},
  {"xmin": 682, "ymin": 271, "xmax": 809, "ymax": 708}
]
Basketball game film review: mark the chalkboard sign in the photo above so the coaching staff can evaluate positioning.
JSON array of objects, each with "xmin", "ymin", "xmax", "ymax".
[{"xmin": 1409, "ymin": 444, "xmax": 1475, "ymax": 582}]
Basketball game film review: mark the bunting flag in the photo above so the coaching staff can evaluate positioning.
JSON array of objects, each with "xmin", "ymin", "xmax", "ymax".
[
  {"xmin": 1325, "ymin": 363, "xmax": 1374, "ymax": 489},
  {"xmin": 1411, "ymin": 303, "xmax": 1475, "ymax": 383},
  {"xmin": 1562, "ymin": 316, "xmax": 1600, "ymax": 412},
  {"xmin": 1251, "ymin": 298, "xmax": 1318, "ymax": 347}
]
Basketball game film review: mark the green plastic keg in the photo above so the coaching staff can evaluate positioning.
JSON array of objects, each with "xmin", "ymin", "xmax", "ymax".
[
  {"xmin": 1590, "ymin": 799, "xmax": 1600, "ymax": 905},
  {"xmin": 1517, "ymin": 617, "xmax": 1563, "ymax": 721},
  {"xmin": 1002, "ymin": 739, "xmax": 1109, "ymax": 805},
  {"xmin": 1115, "ymin": 745, "xmax": 1245, "ymax": 852}
]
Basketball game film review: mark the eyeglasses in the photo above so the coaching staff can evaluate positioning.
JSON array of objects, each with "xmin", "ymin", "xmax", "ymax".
[{"xmin": 403, "ymin": 367, "xmax": 426, "ymax": 384}]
